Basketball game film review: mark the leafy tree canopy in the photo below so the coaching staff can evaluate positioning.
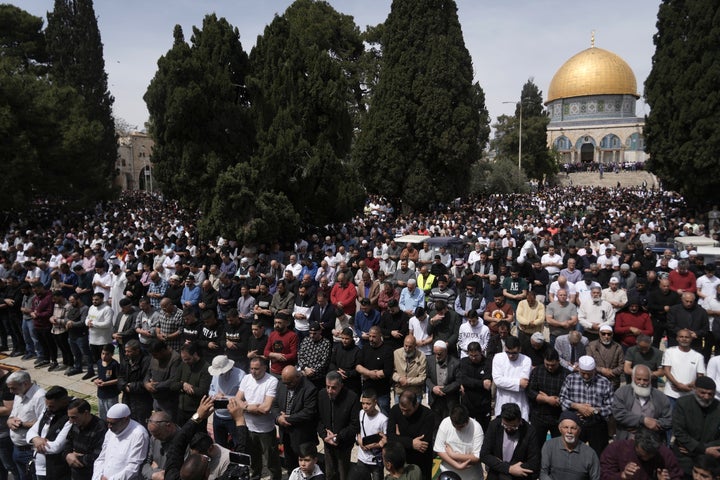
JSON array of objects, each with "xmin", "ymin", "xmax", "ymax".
[{"xmin": 491, "ymin": 78, "xmax": 556, "ymax": 183}]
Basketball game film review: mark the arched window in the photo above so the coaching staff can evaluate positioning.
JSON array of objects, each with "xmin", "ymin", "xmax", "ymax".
[
  {"xmin": 600, "ymin": 134, "xmax": 621, "ymax": 149},
  {"xmin": 626, "ymin": 133, "xmax": 645, "ymax": 151},
  {"xmin": 554, "ymin": 136, "xmax": 572, "ymax": 151}
]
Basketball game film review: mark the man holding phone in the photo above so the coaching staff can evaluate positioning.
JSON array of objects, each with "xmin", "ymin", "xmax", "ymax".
[{"xmin": 208, "ymin": 355, "xmax": 245, "ymax": 450}]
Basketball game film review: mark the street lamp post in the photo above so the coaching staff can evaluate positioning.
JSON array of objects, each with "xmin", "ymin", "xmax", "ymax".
[
  {"xmin": 502, "ymin": 100, "xmax": 524, "ymax": 183},
  {"xmin": 502, "ymin": 99, "xmax": 523, "ymax": 182}
]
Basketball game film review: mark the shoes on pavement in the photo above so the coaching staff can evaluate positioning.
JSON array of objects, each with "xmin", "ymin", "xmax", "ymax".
[
  {"xmin": 47, "ymin": 363, "xmax": 61, "ymax": 372},
  {"xmin": 22, "ymin": 353, "xmax": 36, "ymax": 360},
  {"xmin": 34, "ymin": 360, "xmax": 50, "ymax": 368},
  {"xmin": 10, "ymin": 351, "xmax": 24, "ymax": 357},
  {"xmin": 81, "ymin": 371, "xmax": 96, "ymax": 380},
  {"xmin": 65, "ymin": 369, "xmax": 82, "ymax": 376}
]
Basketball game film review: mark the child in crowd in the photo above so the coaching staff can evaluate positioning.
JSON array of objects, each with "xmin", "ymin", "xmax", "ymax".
[
  {"xmin": 349, "ymin": 388, "xmax": 387, "ymax": 480},
  {"xmin": 94, "ymin": 342, "xmax": 120, "ymax": 419},
  {"xmin": 288, "ymin": 442, "xmax": 325, "ymax": 480}
]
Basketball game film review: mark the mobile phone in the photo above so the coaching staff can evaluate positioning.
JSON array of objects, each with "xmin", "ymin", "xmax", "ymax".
[{"xmin": 229, "ymin": 452, "xmax": 251, "ymax": 465}]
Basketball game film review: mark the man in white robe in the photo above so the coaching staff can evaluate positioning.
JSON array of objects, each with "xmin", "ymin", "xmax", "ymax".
[{"xmin": 492, "ymin": 335, "xmax": 532, "ymax": 420}]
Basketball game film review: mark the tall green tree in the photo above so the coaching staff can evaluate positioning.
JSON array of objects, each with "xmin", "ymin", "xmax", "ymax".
[
  {"xmin": 240, "ymin": 0, "xmax": 365, "ymax": 230},
  {"xmin": 644, "ymin": 0, "xmax": 720, "ymax": 205},
  {"xmin": 45, "ymin": 0, "xmax": 117, "ymax": 199},
  {"xmin": 144, "ymin": 15, "xmax": 252, "ymax": 212},
  {"xmin": 491, "ymin": 79, "xmax": 556, "ymax": 183},
  {"xmin": 0, "ymin": 5, "xmax": 102, "ymax": 210},
  {"xmin": 353, "ymin": 0, "xmax": 489, "ymax": 210}
]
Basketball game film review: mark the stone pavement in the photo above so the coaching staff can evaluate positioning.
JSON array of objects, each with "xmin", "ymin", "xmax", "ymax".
[
  {"xmin": 557, "ymin": 169, "xmax": 659, "ymax": 188},
  {"xmin": 1, "ymin": 352, "xmax": 98, "ymax": 400}
]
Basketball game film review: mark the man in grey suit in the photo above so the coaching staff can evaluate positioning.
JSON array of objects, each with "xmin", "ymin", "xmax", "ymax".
[
  {"xmin": 554, "ymin": 330, "xmax": 588, "ymax": 372},
  {"xmin": 425, "ymin": 340, "xmax": 460, "ymax": 427},
  {"xmin": 611, "ymin": 364, "xmax": 672, "ymax": 441}
]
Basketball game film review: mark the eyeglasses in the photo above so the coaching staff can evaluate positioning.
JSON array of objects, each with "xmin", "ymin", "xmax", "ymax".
[{"xmin": 600, "ymin": 332, "xmax": 613, "ymax": 336}]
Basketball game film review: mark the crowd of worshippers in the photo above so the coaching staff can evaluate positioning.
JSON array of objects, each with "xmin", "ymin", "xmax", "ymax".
[
  {"xmin": 4, "ymin": 225, "xmax": 720, "ymax": 480},
  {"xmin": 3, "ymin": 341, "xmax": 720, "ymax": 480},
  {"xmin": 0, "ymin": 187, "xmax": 718, "ymax": 480}
]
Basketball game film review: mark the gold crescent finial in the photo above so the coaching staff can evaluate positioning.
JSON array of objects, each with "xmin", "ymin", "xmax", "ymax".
[{"xmin": 591, "ymin": 30, "xmax": 596, "ymax": 48}]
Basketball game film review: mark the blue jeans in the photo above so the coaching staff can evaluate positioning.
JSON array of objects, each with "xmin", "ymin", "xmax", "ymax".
[
  {"xmin": 0, "ymin": 436, "xmax": 18, "ymax": 480},
  {"xmin": 376, "ymin": 394, "xmax": 391, "ymax": 417},
  {"xmin": 21, "ymin": 318, "xmax": 39, "ymax": 357},
  {"xmin": 12, "ymin": 445, "xmax": 33, "ymax": 480},
  {"xmin": 69, "ymin": 335, "xmax": 93, "ymax": 372},
  {"xmin": 295, "ymin": 329, "xmax": 309, "ymax": 342},
  {"xmin": 213, "ymin": 414, "xmax": 239, "ymax": 449},
  {"xmin": 98, "ymin": 396, "xmax": 118, "ymax": 421}
]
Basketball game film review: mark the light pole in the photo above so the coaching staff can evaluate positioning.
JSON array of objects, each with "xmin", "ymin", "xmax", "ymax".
[{"xmin": 503, "ymin": 98, "xmax": 531, "ymax": 184}]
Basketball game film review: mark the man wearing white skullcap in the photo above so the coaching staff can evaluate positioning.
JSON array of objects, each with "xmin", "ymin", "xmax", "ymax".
[
  {"xmin": 586, "ymin": 324, "xmax": 624, "ymax": 389},
  {"xmin": 426, "ymin": 339, "xmax": 461, "ymax": 425},
  {"xmin": 559, "ymin": 355, "xmax": 614, "ymax": 456},
  {"xmin": 92, "ymin": 403, "xmax": 149, "ymax": 480}
]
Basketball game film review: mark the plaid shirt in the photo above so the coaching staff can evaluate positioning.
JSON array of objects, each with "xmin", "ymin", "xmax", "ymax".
[
  {"xmin": 560, "ymin": 372, "xmax": 613, "ymax": 420},
  {"xmin": 147, "ymin": 279, "xmax": 168, "ymax": 309},
  {"xmin": 528, "ymin": 365, "xmax": 567, "ymax": 422},
  {"xmin": 158, "ymin": 306, "xmax": 184, "ymax": 351}
]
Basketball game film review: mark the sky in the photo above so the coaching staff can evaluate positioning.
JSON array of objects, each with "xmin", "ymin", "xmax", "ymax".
[{"xmin": 20, "ymin": 0, "xmax": 662, "ymax": 132}]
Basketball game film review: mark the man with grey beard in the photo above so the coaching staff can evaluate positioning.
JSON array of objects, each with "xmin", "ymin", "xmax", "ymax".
[
  {"xmin": 671, "ymin": 376, "xmax": 720, "ymax": 477},
  {"xmin": 611, "ymin": 364, "xmax": 672, "ymax": 441},
  {"xmin": 540, "ymin": 410, "xmax": 600, "ymax": 480}
]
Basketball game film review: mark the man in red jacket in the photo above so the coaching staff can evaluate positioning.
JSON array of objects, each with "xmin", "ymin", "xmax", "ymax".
[
  {"xmin": 614, "ymin": 298, "xmax": 653, "ymax": 348},
  {"xmin": 264, "ymin": 311, "xmax": 298, "ymax": 376}
]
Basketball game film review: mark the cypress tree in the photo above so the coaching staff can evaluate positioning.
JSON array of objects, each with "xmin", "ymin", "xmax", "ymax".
[
  {"xmin": 353, "ymin": 0, "xmax": 489, "ymax": 210},
  {"xmin": 644, "ymin": 0, "xmax": 720, "ymax": 205},
  {"xmin": 46, "ymin": 0, "xmax": 117, "ymax": 200},
  {"xmin": 144, "ymin": 15, "xmax": 252, "ymax": 213}
]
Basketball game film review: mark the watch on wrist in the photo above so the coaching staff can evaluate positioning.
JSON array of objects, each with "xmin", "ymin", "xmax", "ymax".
[
  {"xmin": 191, "ymin": 413, "xmax": 201, "ymax": 423},
  {"xmin": 593, "ymin": 409, "xmax": 599, "ymax": 415}
]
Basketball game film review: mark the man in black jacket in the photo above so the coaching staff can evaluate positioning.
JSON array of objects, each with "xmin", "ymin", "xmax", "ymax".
[
  {"xmin": 117, "ymin": 339, "xmax": 153, "ymax": 426},
  {"xmin": 428, "ymin": 300, "xmax": 461, "ymax": 356},
  {"xmin": 27, "ymin": 385, "xmax": 71, "ymax": 479},
  {"xmin": 111, "ymin": 298, "xmax": 138, "ymax": 364},
  {"xmin": 458, "ymin": 341, "xmax": 492, "ymax": 431},
  {"xmin": 317, "ymin": 371, "xmax": 360, "ymax": 480},
  {"xmin": 387, "ymin": 390, "xmax": 436, "ymax": 479},
  {"xmin": 272, "ymin": 365, "xmax": 318, "ymax": 472},
  {"xmin": 480, "ymin": 402, "xmax": 540, "ymax": 480},
  {"xmin": 62, "ymin": 398, "xmax": 106, "ymax": 480},
  {"xmin": 646, "ymin": 278, "xmax": 680, "ymax": 349},
  {"xmin": 425, "ymin": 340, "xmax": 460, "ymax": 428},
  {"xmin": 308, "ymin": 291, "xmax": 336, "ymax": 340},
  {"xmin": 329, "ymin": 327, "xmax": 362, "ymax": 395}
]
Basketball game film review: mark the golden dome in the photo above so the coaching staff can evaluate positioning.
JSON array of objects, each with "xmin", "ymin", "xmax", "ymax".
[{"xmin": 546, "ymin": 47, "xmax": 638, "ymax": 103}]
